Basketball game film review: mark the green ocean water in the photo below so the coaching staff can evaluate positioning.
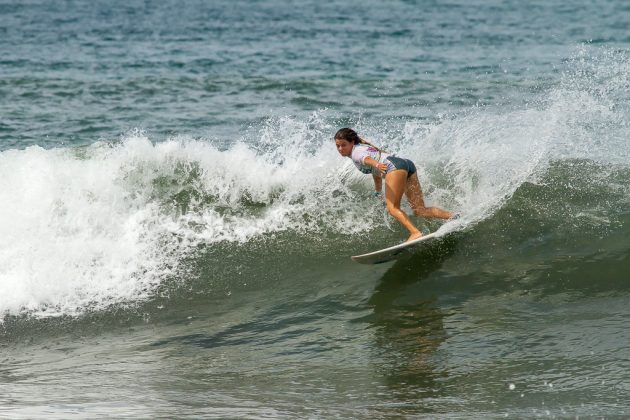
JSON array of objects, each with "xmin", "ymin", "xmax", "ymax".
[{"xmin": 1, "ymin": 0, "xmax": 630, "ymax": 417}]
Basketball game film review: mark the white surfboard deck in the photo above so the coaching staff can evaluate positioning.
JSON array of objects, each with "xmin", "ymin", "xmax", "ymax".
[{"xmin": 351, "ymin": 223, "xmax": 457, "ymax": 265}]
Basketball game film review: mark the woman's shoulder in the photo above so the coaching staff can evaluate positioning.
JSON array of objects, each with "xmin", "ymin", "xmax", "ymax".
[
  {"xmin": 351, "ymin": 143, "xmax": 378, "ymax": 155},
  {"xmin": 350, "ymin": 143, "xmax": 368, "ymax": 160}
]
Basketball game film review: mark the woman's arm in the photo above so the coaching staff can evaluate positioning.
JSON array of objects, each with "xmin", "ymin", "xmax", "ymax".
[
  {"xmin": 363, "ymin": 156, "xmax": 387, "ymax": 175},
  {"xmin": 372, "ymin": 174, "xmax": 382, "ymax": 193},
  {"xmin": 363, "ymin": 157, "xmax": 384, "ymax": 192}
]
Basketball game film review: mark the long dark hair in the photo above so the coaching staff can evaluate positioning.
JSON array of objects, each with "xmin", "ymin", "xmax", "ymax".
[{"xmin": 334, "ymin": 127, "xmax": 385, "ymax": 151}]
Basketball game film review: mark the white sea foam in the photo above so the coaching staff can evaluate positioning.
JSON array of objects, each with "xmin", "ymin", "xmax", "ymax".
[
  {"xmin": 0, "ymin": 139, "xmax": 167, "ymax": 318},
  {"xmin": 0, "ymin": 126, "xmax": 373, "ymax": 319}
]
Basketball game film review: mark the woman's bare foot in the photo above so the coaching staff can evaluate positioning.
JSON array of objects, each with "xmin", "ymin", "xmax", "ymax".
[{"xmin": 407, "ymin": 231, "xmax": 423, "ymax": 242}]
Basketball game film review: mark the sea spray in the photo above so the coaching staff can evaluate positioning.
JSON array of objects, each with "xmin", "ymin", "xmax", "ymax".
[{"xmin": 0, "ymin": 129, "xmax": 380, "ymax": 319}]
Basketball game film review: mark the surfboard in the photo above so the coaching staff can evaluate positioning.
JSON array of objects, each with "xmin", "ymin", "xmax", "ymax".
[{"xmin": 351, "ymin": 221, "xmax": 458, "ymax": 264}]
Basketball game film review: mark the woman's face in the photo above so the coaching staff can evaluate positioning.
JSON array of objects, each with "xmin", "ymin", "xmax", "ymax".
[{"xmin": 335, "ymin": 139, "xmax": 353, "ymax": 157}]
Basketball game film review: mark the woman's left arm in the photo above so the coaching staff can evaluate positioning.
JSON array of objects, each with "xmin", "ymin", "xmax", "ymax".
[{"xmin": 372, "ymin": 174, "xmax": 382, "ymax": 193}]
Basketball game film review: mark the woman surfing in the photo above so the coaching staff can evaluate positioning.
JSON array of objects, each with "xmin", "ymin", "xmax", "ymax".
[{"xmin": 334, "ymin": 127, "xmax": 455, "ymax": 242}]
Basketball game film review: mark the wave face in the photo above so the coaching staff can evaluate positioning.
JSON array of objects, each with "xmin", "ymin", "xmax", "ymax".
[{"xmin": 1, "ymin": 47, "xmax": 628, "ymax": 320}]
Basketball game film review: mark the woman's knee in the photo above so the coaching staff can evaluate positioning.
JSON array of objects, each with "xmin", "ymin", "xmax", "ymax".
[{"xmin": 386, "ymin": 202, "xmax": 401, "ymax": 215}]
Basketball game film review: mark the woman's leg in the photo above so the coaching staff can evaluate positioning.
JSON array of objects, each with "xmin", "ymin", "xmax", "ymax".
[
  {"xmin": 405, "ymin": 173, "xmax": 452, "ymax": 219},
  {"xmin": 385, "ymin": 170, "xmax": 423, "ymax": 241}
]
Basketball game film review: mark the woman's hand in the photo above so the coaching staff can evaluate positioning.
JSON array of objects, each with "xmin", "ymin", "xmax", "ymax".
[
  {"xmin": 364, "ymin": 157, "xmax": 386, "ymax": 174},
  {"xmin": 374, "ymin": 162, "xmax": 387, "ymax": 174}
]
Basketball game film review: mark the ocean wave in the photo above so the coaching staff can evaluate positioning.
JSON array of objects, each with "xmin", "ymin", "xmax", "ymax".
[{"xmin": 0, "ymin": 47, "xmax": 628, "ymax": 320}]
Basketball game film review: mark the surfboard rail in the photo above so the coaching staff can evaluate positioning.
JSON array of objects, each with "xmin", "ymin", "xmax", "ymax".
[{"xmin": 351, "ymin": 230, "xmax": 444, "ymax": 264}]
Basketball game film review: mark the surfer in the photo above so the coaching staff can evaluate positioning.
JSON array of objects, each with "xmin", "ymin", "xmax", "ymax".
[{"xmin": 335, "ymin": 127, "xmax": 454, "ymax": 241}]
